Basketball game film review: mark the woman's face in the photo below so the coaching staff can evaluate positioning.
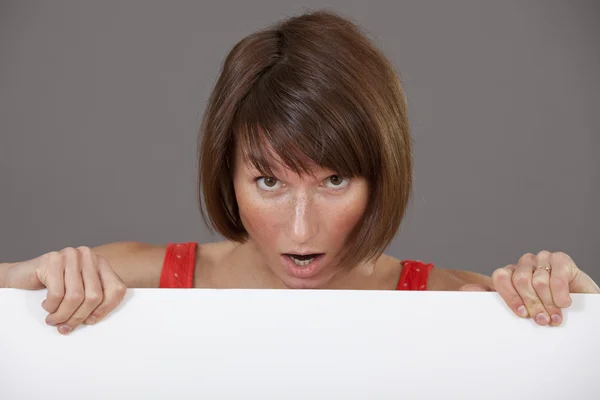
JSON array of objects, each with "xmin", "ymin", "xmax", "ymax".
[{"xmin": 232, "ymin": 144, "xmax": 369, "ymax": 289}]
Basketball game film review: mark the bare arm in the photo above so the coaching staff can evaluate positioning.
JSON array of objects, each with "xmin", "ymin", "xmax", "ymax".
[
  {"xmin": 91, "ymin": 241, "xmax": 167, "ymax": 288},
  {"xmin": 0, "ymin": 262, "xmax": 12, "ymax": 288},
  {"xmin": 1, "ymin": 242, "xmax": 166, "ymax": 289},
  {"xmin": 428, "ymin": 267, "xmax": 494, "ymax": 291}
]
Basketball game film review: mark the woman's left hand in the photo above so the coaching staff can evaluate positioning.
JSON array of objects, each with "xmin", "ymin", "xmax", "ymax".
[{"xmin": 488, "ymin": 251, "xmax": 599, "ymax": 326}]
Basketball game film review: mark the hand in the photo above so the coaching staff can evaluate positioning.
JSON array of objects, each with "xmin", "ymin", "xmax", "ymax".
[
  {"xmin": 5, "ymin": 246, "xmax": 127, "ymax": 334},
  {"xmin": 491, "ymin": 251, "xmax": 599, "ymax": 326}
]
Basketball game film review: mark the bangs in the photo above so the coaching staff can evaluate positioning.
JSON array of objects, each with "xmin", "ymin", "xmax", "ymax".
[{"xmin": 231, "ymin": 66, "xmax": 380, "ymax": 180}]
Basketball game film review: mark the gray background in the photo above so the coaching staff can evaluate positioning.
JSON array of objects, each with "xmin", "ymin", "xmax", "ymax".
[{"xmin": 1, "ymin": 1, "xmax": 599, "ymax": 281}]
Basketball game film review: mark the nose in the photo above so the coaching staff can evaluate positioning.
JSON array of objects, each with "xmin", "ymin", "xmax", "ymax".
[{"xmin": 286, "ymin": 191, "xmax": 318, "ymax": 244}]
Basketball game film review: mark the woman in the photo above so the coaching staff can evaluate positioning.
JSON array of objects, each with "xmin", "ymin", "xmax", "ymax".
[{"xmin": 1, "ymin": 10, "xmax": 598, "ymax": 335}]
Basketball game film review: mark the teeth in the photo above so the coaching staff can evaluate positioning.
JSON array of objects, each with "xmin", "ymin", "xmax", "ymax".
[{"xmin": 290, "ymin": 256, "xmax": 315, "ymax": 266}]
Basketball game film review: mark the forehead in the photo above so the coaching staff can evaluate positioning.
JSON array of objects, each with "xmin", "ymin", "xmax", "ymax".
[
  {"xmin": 236, "ymin": 140, "xmax": 330, "ymax": 177},
  {"xmin": 232, "ymin": 120, "xmax": 366, "ymax": 181}
]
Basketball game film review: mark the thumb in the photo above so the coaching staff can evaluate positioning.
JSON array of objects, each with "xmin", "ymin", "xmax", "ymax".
[
  {"xmin": 459, "ymin": 283, "xmax": 494, "ymax": 292},
  {"xmin": 549, "ymin": 252, "xmax": 600, "ymax": 296},
  {"xmin": 567, "ymin": 269, "xmax": 600, "ymax": 294}
]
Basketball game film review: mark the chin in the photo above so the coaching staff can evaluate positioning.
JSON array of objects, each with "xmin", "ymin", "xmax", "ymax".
[
  {"xmin": 278, "ymin": 268, "xmax": 336, "ymax": 290},
  {"xmin": 281, "ymin": 277, "xmax": 325, "ymax": 290}
]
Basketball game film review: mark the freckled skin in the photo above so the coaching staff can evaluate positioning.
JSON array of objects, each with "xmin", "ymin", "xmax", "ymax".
[{"xmin": 232, "ymin": 145, "xmax": 369, "ymax": 289}]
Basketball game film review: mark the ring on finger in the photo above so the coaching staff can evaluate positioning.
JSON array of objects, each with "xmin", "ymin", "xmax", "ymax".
[{"xmin": 533, "ymin": 265, "xmax": 551, "ymax": 273}]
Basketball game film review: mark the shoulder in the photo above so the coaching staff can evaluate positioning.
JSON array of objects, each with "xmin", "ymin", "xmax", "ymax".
[
  {"xmin": 92, "ymin": 241, "xmax": 168, "ymax": 287},
  {"xmin": 381, "ymin": 254, "xmax": 493, "ymax": 291},
  {"xmin": 195, "ymin": 241, "xmax": 238, "ymax": 268},
  {"xmin": 192, "ymin": 240, "xmax": 240, "ymax": 288}
]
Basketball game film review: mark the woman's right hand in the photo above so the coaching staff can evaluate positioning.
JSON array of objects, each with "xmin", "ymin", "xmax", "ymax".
[{"xmin": 4, "ymin": 246, "xmax": 127, "ymax": 335}]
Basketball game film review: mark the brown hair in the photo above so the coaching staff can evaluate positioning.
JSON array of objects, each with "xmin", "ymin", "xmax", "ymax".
[{"xmin": 198, "ymin": 10, "xmax": 413, "ymax": 270}]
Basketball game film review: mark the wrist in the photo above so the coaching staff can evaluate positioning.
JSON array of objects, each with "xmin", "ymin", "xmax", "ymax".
[{"xmin": 0, "ymin": 263, "xmax": 14, "ymax": 288}]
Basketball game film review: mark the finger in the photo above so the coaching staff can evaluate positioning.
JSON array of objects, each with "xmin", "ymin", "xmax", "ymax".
[
  {"xmin": 46, "ymin": 248, "xmax": 85, "ymax": 333},
  {"xmin": 38, "ymin": 251, "xmax": 66, "ymax": 315},
  {"xmin": 512, "ymin": 254, "xmax": 551, "ymax": 324},
  {"xmin": 530, "ymin": 252, "xmax": 562, "ymax": 326},
  {"xmin": 549, "ymin": 252, "xmax": 599, "ymax": 305},
  {"xmin": 60, "ymin": 247, "xmax": 104, "ymax": 333},
  {"xmin": 534, "ymin": 251, "xmax": 563, "ymax": 326},
  {"xmin": 492, "ymin": 264, "xmax": 528, "ymax": 318},
  {"xmin": 531, "ymin": 268, "xmax": 560, "ymax": 326},
  {"xmin": 84, "ymin": 255, "xmax": 127, "ymax": 325}
]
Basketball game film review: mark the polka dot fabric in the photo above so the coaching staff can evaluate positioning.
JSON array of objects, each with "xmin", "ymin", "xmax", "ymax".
[
  {"xmin": 396, "ymin": 260, "xmax": 434, "ymax": 290},
  {"xmin": 158, "ymin": 242, "xmax": 197, "ymax": 289}
]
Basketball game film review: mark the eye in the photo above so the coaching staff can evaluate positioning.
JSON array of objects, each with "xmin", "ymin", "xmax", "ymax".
[
  {"xmin": 324, "ymin": 175, "xmax": 350, "ymax": 189},
  {"xmin": 256, "ymin": 176, "xmax": 281, "ymax": 191}
]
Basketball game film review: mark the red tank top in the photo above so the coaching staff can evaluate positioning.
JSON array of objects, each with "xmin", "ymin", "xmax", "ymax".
[{"xmin": 159, "ymin": 242, "xmax": 434, "ymax": 290}]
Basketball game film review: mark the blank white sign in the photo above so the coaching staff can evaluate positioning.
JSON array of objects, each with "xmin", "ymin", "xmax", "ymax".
[{"xmin": 1, "ymin": 288, "xmax": 599, "ymax": 399}]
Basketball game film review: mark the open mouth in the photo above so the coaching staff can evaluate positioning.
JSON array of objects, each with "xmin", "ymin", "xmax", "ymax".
[{"xmin": 283, "ymin": 253, "xmax": 324, "ymax": 266}]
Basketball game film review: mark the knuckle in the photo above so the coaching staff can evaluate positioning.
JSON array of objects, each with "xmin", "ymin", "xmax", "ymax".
[
  {"xmin": 549, "ymin": 252, "xmax": 578, "ymax": 273},
  {"xmin": 65, "ymin": 291, "xmax": 85, "ymax": 304},
  {"xmin": 537, "ymin": 250, "xmax": 551, "ymax": 258},
  {"xmin": 61, "ymin": 247, "xmax": 78, "ymax": 258},
  {"xmin": 512, "ymin": 272, "xmax": 530, "ymax": 286},
  {"xmin": 103, "ymin": 283, "xmax": 127, "ymax": 304},
  {"xmin": 508, "ymin": 294, "xmax": 524, "ymax": 309},
  {"xmin": 76, "ymin": 245, "xmax": 91, "ymax": 254},
  {"xmin": 51, "ymin": 315, "xmax": 69, "ymax": 325},
  {"xmin": 492, "ymin": 267, "xmax": 512, "ymax": 282},
  {"xmin": 67, "ymin": 316, "xmax": 86, "ymax": 327},
  {"xmin": 532, "ymin": 276, "xmax": 548, "ymax": 291},
  {"xmin": 91, "ymin": 307, "xmax": 106, "ymax": 320},
  {"xmin": 518, "ymin": 252, "xmax": 536, "ymax": 264},
  {"xmin": 527, "ymin": 298, "xmax": 545, "ymax": 310},
  {"xmin": 549, "ymin": 251, "xmax": 569, "ymax": 264},
  {"xmin": 76, "ymin": 246, "xmax": 96, "ymax": 264},
  {"xmin": 76, "ymin": 246, "xmax": 91, "ymax": 259},
  {"xmin": 46, "ymin": 292, "xmax": 64, "ymax": 303},
  {"xmin": 114, "ymin": 283, "xmax": 127, "ymax": 299},
  {"xmin": 105, "ymin": 284, "xmax": 127, "ymax": 303},
  {"xmin": 85, "ymin": 291, "xmax": 103, "ymax": 305}
]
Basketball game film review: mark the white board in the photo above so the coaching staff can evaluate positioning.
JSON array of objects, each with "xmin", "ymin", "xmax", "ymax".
[{"xmin": 1, "ymin": 288, "xmax": 599, "ymax": 399}]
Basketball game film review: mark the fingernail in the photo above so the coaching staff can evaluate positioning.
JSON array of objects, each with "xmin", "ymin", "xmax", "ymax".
[
  {"xmin": 58, "ymin": 325, "xmax": 72, "ymax": 335},
  {"xmin": 517, "ymin": 306, "xmax": 528, "ymax": 317},
  {"xmin": 86, "ymin": 316, "xmax": 96, "ymax": 325},
  {"xmin": 551, "ymin": 314, "xmax": 562, "ymax": 325},
  {"xmin": 535, "ymin": 313, "xmax": 550, "ymax": 325},
  {"xmin": 46, "ymin": 318, "xmax": 55, "ymax": 326}
]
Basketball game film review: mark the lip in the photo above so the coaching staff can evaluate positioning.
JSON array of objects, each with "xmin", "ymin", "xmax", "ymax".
[
  {"xmin": 281, "ymin": 254, "xmax": 326, "ymax": 279},
  {"xmin": 283, "ymin": 251, "xmax": 323, "ymax": 256}
]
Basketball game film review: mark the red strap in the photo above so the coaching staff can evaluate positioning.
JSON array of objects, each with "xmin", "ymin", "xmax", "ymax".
[
  {"xmin": 396, "ymin": 260, "xmax": 434, "ymax": 290},
  {"xmin": 159, "ymin": 242, "xmax": 197, "ymax": 288}
]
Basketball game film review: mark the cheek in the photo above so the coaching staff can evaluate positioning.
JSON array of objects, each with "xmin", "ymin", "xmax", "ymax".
[
  {"xmin": 323, "ymin": 196, "xmax": 368, "ymax": 241},
  {"xmin": 328, "ymin": 204, "xmax": 364, "ymax": 240},
  {"xmin": 235, "ymin": 186, "xmax": 282, "ymax": 244}
]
